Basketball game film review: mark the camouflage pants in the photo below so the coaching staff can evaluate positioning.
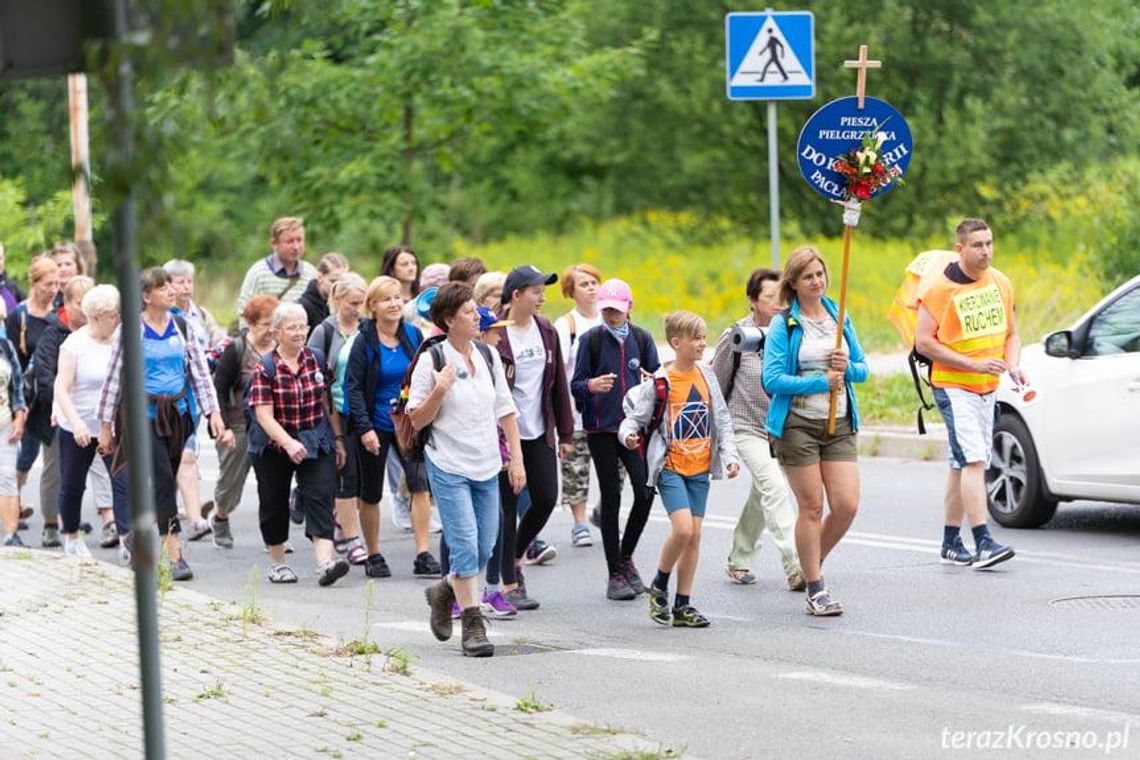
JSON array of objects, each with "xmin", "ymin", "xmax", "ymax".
[{"xmin": 561, "ymin": 430, "xmax": 623, "ymax": 508}]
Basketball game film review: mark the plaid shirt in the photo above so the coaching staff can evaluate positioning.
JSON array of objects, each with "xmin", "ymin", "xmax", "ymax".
[
  {"xmin": 247, "ymin": 347, "xmax": 330, "ymax": 436},
  {"xmin": 97, "ymin": 315, "xmax": 220, "ymax": 425}
]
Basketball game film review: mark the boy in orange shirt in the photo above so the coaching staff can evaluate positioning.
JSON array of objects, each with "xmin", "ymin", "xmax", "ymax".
[{"xmin": 620, "ymin": 311, "xmax": 740, "ymax": 627}]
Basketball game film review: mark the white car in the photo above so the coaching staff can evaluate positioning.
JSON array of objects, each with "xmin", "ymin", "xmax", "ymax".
[{"xmin": 986, "ymin": 274, "xmax": 1140, "ymax": 527}]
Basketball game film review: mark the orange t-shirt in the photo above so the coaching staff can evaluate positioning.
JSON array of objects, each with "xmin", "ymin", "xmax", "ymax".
[
  {"xmin": 917, "ymin": 265, "xmax": 1014, "ymax": 394},
  {"xmin": 664, "ymin": 366, "xmax": 712, "ymax": 476}
]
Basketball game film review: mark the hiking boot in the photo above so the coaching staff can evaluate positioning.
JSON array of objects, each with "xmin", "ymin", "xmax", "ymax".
[
  {"xmin": 42, "ymin": 524, "xmax": 61, "ymax": 548},
  {"xmin": 460, "ymin": 607, "xmax": 494, "ymax": 657},
  {"xmin": 805, "ymin": 588, "xmax": 843, "ymax": 617},
  {"xmin": 940, "ymin": 538, "xmax": 975, "ymax": 566},
  {"xmin": 365, "ymin": 553, "xmax": 392, "ymax": 579},
  {"xmin": 973, "ymin": 538, "xmax": 1015, "ymax": 570},
  {"xmin": 99, "ymin": 521, "xmax": 120, "ymax": 548},
  {"xmin": 19, "ymin": 506, "xmax": 33, "ymax": 520},
  {"xmin": 671, "ymin": 604, "xmax": 711, "ymax": 628},
  {"xmin": 607, "ymin": 572, "xmax": 637, "ymax": 601},
  {"xmin": 413, "ymin": 551, "xmax": 442, "ymax": 578},
  {"xmin": 504, "ymin": 586, "xmax": 539, "ymax": 611},
  {"xmin": 620, "ymin": 557, "xmax": 646, "ymax": 595},
  {"xmin": 648, "ymin": 584, "xmax": 671, "ymax": 625},
  {"xmin": 211, "ymin": 516, "xmax": 234, "ymax": 549},
  {"xmin": 425, "ymin": 580, "xmax": 456, "ymax": 641},
  {"xmin": 200, "ymin": 500, "xmax": 214, "ymax": 520}
]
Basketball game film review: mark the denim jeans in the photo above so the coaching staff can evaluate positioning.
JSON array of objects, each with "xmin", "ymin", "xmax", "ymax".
[{"xmin": 424, "ymin": 454, "xmax": 500, "ymax": 579}]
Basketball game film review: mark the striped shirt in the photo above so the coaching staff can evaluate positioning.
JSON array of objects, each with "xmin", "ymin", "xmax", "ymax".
[
  {"xmin": 235, "ymin": 254, "xmax": 318, "ymax": 315},
  {"xmin": 97, "ymin": 315, "xmax": 220, "ymax": 424}
]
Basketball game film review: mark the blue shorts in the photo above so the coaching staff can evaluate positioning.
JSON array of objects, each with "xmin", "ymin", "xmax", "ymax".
[{"xmin": 656, "ymin": 469, "xmax": 710, "ymax": 518}]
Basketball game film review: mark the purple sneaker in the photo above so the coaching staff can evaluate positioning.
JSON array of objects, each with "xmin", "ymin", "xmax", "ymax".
[
  {"xmin": 481, "ymin": 589, "xmax": 518, "ymax": 619},
  {"xmin": 450, "ymin": 601, "xmax": 461, "ymax": 620}
]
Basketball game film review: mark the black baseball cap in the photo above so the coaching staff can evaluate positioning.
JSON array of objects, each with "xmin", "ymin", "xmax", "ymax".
[{"xmin": 502, "ymin": 265, "xmax": 557, "ymax": 304}]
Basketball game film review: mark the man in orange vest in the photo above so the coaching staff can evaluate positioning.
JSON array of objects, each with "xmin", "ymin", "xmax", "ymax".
[{"xmin": 915, "ymin": 218, "xmax": 1026, "ymax": 569}]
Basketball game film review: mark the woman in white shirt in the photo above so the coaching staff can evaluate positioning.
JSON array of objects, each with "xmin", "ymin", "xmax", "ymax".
[
  {"xmin": 410, "ymin": 282, "xmax": 524, "ymax": 657},
  {"xmin": 53, "ymin": 285, "xmax": 122, "ymax": 558}
]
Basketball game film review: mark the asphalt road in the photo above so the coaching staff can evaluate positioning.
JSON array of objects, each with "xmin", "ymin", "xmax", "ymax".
[{"xmin": 29, "ymin": 446, "xmax": 1140, "ymax": 759}]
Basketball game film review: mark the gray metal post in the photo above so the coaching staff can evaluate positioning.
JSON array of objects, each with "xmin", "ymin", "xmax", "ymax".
[
  {"xmin": 767, "ymin": 100, "xmax": 780, "ymax": 268},
  {"xmin": 110, "ymin": 0, "xmax": 167, "ymax": 757}
]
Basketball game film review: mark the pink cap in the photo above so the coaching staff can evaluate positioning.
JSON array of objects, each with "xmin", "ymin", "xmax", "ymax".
[{"xmin": 596, "ymin": 278, "xmax": 633, "ymax": 313}]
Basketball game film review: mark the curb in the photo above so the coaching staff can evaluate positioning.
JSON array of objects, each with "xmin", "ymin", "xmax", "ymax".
[{"xmin": 859, "ymin": 425, "xmax": 949, "ymax": 462}]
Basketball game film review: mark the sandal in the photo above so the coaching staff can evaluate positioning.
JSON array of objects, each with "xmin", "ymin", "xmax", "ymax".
[
  {"xmin": 346, "ymin": 542, "xmax": 368, "ymax": 566},
  {"xmin": 333, "ymin": 537, "xmax": 353, "ymax": 555},
  {"xmin": 725, "ymin": 564, "xmax": 757, "ymax": 586},
  {"xmin": 267, "ymin": 564, "xmax": 298, "ymax": 584}
]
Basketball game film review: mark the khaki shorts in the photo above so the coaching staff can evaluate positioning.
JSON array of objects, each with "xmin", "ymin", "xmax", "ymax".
[{"xmin": 772, "ymin": 412, "xmax": 858, "ymax": 467}]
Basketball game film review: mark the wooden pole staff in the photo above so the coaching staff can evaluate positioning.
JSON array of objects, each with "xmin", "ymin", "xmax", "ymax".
[
  {"xmin": 68, "ymin": 73, "xmax": 97, "ymax": 274},
  {"xmin": 827, "ymin": 45, "xmax": 882, "ymax": 435}
]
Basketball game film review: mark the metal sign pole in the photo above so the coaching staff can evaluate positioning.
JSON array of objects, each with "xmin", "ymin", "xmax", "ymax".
[
  {"xmin": 110, "ymin": 0, "xmax": 167, "ymax": 756},
  {"xmin": 767, "ymin": 100, "xmax": 780, "ymax": 268}
]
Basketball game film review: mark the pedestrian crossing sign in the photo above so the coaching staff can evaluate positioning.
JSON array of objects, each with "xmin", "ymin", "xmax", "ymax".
[{"xmin": 725, "ymin": 11, "xmax": 815, "ymax": 101}]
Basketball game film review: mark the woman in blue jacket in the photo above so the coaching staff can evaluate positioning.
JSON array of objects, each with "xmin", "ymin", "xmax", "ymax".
[
  {"xmin": 345, "ymin": 275, "xmax": 441, "ymax": 580},
  {"xmin": 762, "ymin": 246, "xmax": 868, "ymax": 618},
  {"xmin": 571, "ymin": 278, "xmax": 660, "ymax": 602}
]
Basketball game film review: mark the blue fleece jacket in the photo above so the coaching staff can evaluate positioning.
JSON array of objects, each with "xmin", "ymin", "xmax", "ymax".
[
  {"xmin": 570, "ymin": 323, "xmax": 660, "ymax": 433},
  {"xmin": 762, "ymin": 296, "xmax": 869, "ymax": 438}
]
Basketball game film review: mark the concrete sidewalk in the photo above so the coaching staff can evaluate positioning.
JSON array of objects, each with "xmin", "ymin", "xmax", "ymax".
[{"xmin": 0, "ymin": 550, "xmax": 685, "ymax": 759}]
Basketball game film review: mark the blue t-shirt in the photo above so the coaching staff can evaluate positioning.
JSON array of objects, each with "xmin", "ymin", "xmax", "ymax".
[
  {"xmin": 372, "ymin": 341, "xmax": 411, "ymax": 432},
  {"xmin": 143, "ymin": 318, "xmax": 191, "ymax": 420}
]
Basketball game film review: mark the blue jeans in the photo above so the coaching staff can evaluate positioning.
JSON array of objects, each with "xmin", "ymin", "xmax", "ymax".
[{"xmin": 424, "ymin": 455, "xmax": 500, "ymax": 579}]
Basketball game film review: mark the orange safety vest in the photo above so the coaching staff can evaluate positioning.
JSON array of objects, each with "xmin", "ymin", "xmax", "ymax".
[{"xmin": 916, "ymin": 267, "xmax": 1013, "ymax": 394}]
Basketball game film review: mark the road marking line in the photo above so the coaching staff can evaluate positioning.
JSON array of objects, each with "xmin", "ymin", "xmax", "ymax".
[
  {"xmin": 563, "ymin": 648, "xmax": 689, "ymax": 662},
  {"xmin": 1020, "ymin": 703, "xmax": 1140, "ymax": 725},
  {"xmin": 646, "ymin": 515, "xmax": 1140, "ymax": 576},
  {"xmin": 778, "ymin": 670, "xmax": 915, "ymax": 691}
]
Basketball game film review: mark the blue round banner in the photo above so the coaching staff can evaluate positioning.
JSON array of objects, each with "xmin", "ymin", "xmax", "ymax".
[{"xmin": 796, "ymin": 96, "xmax": 913, "ymax": 202}]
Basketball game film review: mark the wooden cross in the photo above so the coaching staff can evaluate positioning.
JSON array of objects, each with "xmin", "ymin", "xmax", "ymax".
[{"xmin": 844, "ymin": 44, "xmax": 882, "ymax": 109}]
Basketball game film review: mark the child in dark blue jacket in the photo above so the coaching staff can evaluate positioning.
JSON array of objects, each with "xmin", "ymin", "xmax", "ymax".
[{"xmin": 571, "ymin": 279, "xmax": 660, "ymax": 601}]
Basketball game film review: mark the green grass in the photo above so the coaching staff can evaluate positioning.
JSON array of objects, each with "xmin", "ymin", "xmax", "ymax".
[
  {"xmin": 515, "ymin": 688, "xmax": 552, "ymax": 714},
  {"xmin": 198, "ymin": 211, "xmax": 1104, "ymax": 355}
]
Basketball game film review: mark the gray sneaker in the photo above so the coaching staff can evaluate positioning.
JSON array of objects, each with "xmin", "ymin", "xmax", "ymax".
[
  {"xmin": 607, "ymin": 573, "xmax": 637, "ymax": 601},
  {"xmin": 805, "ymin": 588, "xmax": 843, "ymax": 617},
  {"xmin": 505, "ymin": 586, "xmax": 540, "ymax": 611},
  {"xmin": 42, "ymin": 524, "xmax": 61, "ymax": 548},
  {"xmin": 211, "ymin": 517, "xmax": 233, "ymax": 549}
]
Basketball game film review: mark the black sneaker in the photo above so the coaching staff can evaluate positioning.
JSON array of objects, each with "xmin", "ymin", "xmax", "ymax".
[
  {"xmin": 671, "ymin": 604, "xmax": 711, "ymax": 628},
  {"xmin": 425, "ymin": 579, "xmax": 456, "ymax": 641},
  {"xmin": 620, "ymin": 558, "xmax": 646, "ymax": 595},
  {"xmin": 607, "ymin": 572, "xmax": 637, "ymax": 601},
  {"xmin": 413, "ymin": 552, "xmax": 442, "ymax": 578},
  {"xmin": 589, "ymin": 506, "xmax": 601, "ymax": 529},
  {"xmin": 648, "ymin": 584, "xmax": 671, "ymax": 625},
  {"xmin": 365, "ymin": 553, "xmax": 392, "ymax": 578}
]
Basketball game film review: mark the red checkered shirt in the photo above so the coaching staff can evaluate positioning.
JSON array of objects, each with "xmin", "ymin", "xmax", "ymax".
[{"xmin": 247, "ymin": 347, "xmax": 330, "ymax": 439}]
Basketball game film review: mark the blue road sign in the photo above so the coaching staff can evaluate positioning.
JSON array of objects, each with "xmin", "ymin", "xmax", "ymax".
[
  {"xmin": 725, "ymin": 11, "xmax": 815, "ymax": 101},
  {"xmin": 796, "ymin": 96, "xmax": 914, "ymax": 202}
]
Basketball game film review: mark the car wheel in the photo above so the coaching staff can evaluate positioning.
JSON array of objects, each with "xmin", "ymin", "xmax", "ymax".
[{"xmin": 986, "ymin": 414, "xmax": 1057, "ymax": 528}]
